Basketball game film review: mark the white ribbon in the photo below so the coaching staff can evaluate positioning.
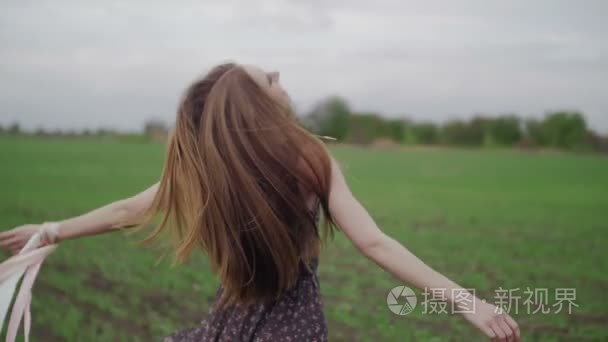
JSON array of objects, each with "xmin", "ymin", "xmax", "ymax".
[{"xmin": 0, "ymin": 222, "xmax": 59, "ymax": 342}]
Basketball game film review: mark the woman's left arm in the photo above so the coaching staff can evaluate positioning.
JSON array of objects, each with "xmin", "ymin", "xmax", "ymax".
[
  {"xmin": 327, "ymin": 157, "xmax": 520, "ymax": 341},
  {"xmin": 0, "ymin": 182, "xmax": 159, "ymax": 254}
]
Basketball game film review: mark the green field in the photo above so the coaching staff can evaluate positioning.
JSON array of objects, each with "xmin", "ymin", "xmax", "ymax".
[{"xmin": 1, "ymin": 136, "xmax": 607, "ymax": 341}]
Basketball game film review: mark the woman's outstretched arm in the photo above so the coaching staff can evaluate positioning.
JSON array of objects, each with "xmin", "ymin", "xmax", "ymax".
[
  {"xmin": 0, "ymin": 182, "xmax": 159, "ymax": 253},
  {"xmin": 328, "ymin": 157, "xmax": 520, "ymax": 342}
]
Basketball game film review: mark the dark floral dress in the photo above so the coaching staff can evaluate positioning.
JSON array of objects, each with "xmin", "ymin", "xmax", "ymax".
[{"xmin": 163, "ymin": 211, "xmax": 328, "ymax": 342}]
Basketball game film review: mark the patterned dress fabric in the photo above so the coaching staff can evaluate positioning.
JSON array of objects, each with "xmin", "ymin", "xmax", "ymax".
[{"xmin": 164, "ymin": 210, "xmax": 328, "ymax": 342}]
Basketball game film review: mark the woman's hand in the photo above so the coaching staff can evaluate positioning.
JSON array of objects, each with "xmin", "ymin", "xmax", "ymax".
[
  {"xmin": 0, "ymin": 224, "xmax": 43, "ymax": 254},
  {"xmin": 462, "ymin": 298, "xmax": 520, "ymax": 341}
]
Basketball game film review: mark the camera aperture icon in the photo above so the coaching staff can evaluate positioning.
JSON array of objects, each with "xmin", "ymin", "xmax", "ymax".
[{"xmin": 387, "ymin": 286, "xmax": 417, "ymax": 315}]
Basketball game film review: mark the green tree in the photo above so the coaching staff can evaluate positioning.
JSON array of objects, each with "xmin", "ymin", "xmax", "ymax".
[
  {"xmin": 524, "ymin": 118, "xmax": 545, "ymax": 146},
  {"xmin": 347, "ymin": 112, "xmax": 384, "ymax": 144},
  {"xmin": 440, "ymin": 119, "xmax": 484, "ymax": 146},
  {"xmin": 385, "ymin": 119, "xmax": 406, "ymax": 143},
  {"xmin": 541, "ymin": 111, "xmax": 587, "ymax": 149},
  {"xmin": 406, "ymin": 122, "xmax": 439, "ymax": 144},
  {"xmin": 306, "ymin": 97, "xmax": 351, "ymax": 140},
  {"xmin": 488, "ymin": 115, "xmax": 522, "ymax": 146},
  {"xmin": 8, "ymin": 122, "xmax": 20, "ymax": 135}
]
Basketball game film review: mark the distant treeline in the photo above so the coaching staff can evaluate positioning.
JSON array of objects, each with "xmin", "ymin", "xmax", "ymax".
[
  {"xmin": 3, "ymin": 98, "xmax": 608, "ymax": 153},
  {"xmin": 303, "ymin": 97, "xmax": 608, "ymax": 153},
  {"xmin": 0, "ymin": 121, "xmax": 166, "ymax": 143}
]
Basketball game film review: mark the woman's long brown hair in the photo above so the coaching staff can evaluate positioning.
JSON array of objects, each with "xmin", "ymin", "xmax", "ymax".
[{"xmin": 125, "ymin": 63, "xmax": 336, "ymax": 309}]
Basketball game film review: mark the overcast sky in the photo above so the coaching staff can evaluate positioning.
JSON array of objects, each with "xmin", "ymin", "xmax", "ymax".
[{"xmin": 1, "ymin": 0, "xmax": 607, "ymax": 133}]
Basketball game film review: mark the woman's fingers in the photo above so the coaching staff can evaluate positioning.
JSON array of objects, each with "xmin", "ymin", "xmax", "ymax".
[
  {"xmin": 1, "ymin": 236, "xmax": 20, "ymax": 248},
  {"xmin": 489, "ymin": 315, "xmax": 519, "ymax": 342},
  {"xmin": 489, "ymin": 320, "xmax": 507, "ymax": 342},
  {"xmin": 503, "ymin": 314, "xmax": 520, "ymax": 341},
  {"xmin": 8, "ymin": 239, "xmax": 24, "ymax": 249},
  {"xmin": 0, "ymin": 235, "xmax": 26, "ymax": 253},
  {"xmin": 0, "ymin": 237, "xmax": 17, "ymax": 250},
  {"xmin": 7, "ymin": 241, "xmax": 24, "ymax": 254},
  {"xmin": 479, "ymin": 323, "xmax": 496, "ymax": 340},
  {"xmin": 0, "ymin": 229, "xmax": 23, "ymax": 254},
  {"xmin": 0, "ymin": 230, "xmax": 16, "ymax": 241},
  {"xmin": 497, "ymin": 317, "xmax": 515, "ymax": 342},
  {"xmin": 0, "ymin": 225, "xmax": 41, "ymax": 252}
]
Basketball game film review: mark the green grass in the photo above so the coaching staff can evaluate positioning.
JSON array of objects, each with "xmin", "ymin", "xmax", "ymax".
[{"xmin": 1, "ymin": 136, "xmax": 607, "ymax": 341}]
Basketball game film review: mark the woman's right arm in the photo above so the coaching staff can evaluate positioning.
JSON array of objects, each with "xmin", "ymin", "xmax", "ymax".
[
  {"xmin": 327, "ymin": 157, "xmax": 520, "ymax": 342},
  {"xmin": 0, "ymin": 182, "xmax": 159, "ymax": 254}
]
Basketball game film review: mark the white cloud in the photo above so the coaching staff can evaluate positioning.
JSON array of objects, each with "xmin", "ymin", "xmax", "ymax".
[{"xmin": 0, "ymin": 0, "xmax": 607, "ymax": 133}]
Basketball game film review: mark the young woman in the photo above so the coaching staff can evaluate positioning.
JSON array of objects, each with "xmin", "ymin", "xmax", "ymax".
[{"xmin": 0, "ymin": 63, "xmax": 520, "ymax": 341}]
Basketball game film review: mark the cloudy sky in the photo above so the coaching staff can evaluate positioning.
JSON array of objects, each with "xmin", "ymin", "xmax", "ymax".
[{"xmin": 1, "ymin": 0, "xmax": 607, "ymax": 133}]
